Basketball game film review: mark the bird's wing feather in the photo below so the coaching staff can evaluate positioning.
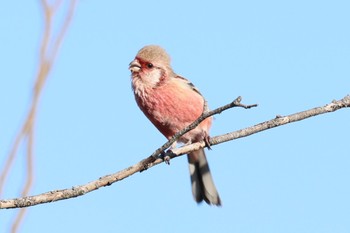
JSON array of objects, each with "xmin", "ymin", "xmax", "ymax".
[{"xmin": 175, "ymin": 75, "xmax": 203, "ymax": 97}]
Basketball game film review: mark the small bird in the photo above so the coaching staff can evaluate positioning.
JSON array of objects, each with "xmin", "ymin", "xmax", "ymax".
[{"xmin": 129, "ymin": 45, "xmax": 221, "ymax": 206}]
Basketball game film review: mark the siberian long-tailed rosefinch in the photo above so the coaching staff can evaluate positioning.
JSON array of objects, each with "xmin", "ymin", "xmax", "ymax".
[{"xmin": 129, "ymin": 45, "xmax": 221, "ymax": 206}]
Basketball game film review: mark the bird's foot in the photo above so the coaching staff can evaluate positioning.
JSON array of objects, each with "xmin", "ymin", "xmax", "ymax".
[
  {"xmin": 204, "ymin": 135, "xmax": 212, "ymax": 150},
  {"xmin": 160, "ymin": 149, "xmax": 176, "ymax": 165}
]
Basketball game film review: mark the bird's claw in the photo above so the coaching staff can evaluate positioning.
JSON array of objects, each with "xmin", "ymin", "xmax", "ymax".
[
  {"xmin": 204, "ymin": 135, "xmax": 212, "ymax": 150},
  {"xmin": 164, "ymin": 156, "xmax": 171, "ymax": 165},
  {"xmin": 161, "ymin": 149, "xmax": 176, "ymax": 165}
]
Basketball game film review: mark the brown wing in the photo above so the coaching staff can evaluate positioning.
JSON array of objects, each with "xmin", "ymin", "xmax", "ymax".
[{"xmin": 175, "ymin": 75, "xmax": 204, "ymax": 97}]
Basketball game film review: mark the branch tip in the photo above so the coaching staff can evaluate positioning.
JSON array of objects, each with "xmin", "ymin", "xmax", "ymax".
[{"xmin": 233, "ymin": 96, "xmax": 242, "ymax": 105}]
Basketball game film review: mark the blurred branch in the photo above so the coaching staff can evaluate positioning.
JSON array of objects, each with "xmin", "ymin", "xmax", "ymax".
[
  {"xmin": 0, "ymin": 0, "xmax": 78, "ymax": 232},
  {"xmin": 0, "ymin": 95, "xmax": 349, "ymax": 209}
]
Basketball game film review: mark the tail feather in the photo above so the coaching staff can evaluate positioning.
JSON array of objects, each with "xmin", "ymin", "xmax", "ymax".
[{"xmin": 188, "ymin": 149, "xmax": 221, "ymax": 206}]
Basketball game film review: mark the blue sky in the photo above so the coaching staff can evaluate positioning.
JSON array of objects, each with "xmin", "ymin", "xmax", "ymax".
[{"xmin": 1, "ymin": 0, "xmax": 349, "ymax": 232}]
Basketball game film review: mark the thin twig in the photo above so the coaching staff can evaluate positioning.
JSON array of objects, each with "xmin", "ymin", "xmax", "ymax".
[
  {"xmin": 142, "ymin": 96, "xmax": 257, "ymax": 168},
  {"xmin": 0, "ymin": 95, "xmax": 348, "ymax": 209}
]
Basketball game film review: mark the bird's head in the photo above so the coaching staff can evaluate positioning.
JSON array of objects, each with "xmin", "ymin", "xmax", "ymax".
[{"xmin": 129, "ymin": 45, "xmax": 174, "ymax": 90}]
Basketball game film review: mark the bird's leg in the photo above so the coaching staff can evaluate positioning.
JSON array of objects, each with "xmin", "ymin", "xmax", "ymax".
[
  {"xmin": 161, "ymin": 141, "xmax": 177, "ymax": 165},
  {"xmin": 204, "ymin": 133, "xmax": 212, "ymax": 150},
  {"xmin": 162, "ymin": 139, "xmax": 194, "ymax": 164}
]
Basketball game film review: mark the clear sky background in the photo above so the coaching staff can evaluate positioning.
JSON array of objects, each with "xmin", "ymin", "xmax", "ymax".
[{"xmin": 1, "ymin": 0, "xmax": 350, "ymax": 232}]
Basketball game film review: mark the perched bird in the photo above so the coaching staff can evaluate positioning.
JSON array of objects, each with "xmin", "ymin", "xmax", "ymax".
[{"xmin": 129, "ymin": 45, "xmax": 221, "ymax": 206}]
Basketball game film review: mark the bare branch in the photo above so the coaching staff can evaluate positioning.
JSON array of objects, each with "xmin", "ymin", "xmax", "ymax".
[
  {"xmin": 0, "ymin": 95, "xmax": 348, "ymax": 209},
  {"xmin": 145, "ymin": 96, "xmax": 258, "ymax": 167}
]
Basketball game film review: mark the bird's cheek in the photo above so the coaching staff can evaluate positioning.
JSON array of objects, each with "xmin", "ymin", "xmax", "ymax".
[{"xmin": 145, "ymin": 70, "xmax": 163, "ymax": 85}]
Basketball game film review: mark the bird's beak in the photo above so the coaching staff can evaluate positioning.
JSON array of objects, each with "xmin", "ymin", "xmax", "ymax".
[{"xmin": 129, "ymin": 59, "xmax": 141, "ymax": 73}]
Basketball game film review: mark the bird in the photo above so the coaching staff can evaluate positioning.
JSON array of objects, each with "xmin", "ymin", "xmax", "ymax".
[{"xmin": 129, "ymin": 45, "xmax": 221, "ymax": 206}]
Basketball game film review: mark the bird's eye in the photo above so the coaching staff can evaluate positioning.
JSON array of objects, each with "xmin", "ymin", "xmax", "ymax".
[{"xmin": 147, "ymin": 63, "xmax": 154, "ymax": 68}]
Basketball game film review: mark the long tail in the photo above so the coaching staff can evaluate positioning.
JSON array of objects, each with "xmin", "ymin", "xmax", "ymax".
[{"xmin": 187, "ymin": 149, "xmax": 221, "ymax": 206}]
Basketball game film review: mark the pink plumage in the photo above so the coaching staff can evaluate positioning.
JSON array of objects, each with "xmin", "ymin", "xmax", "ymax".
[{"xmin": 129, "ymin": 45, "xmax": 221, "ymax": 206}]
